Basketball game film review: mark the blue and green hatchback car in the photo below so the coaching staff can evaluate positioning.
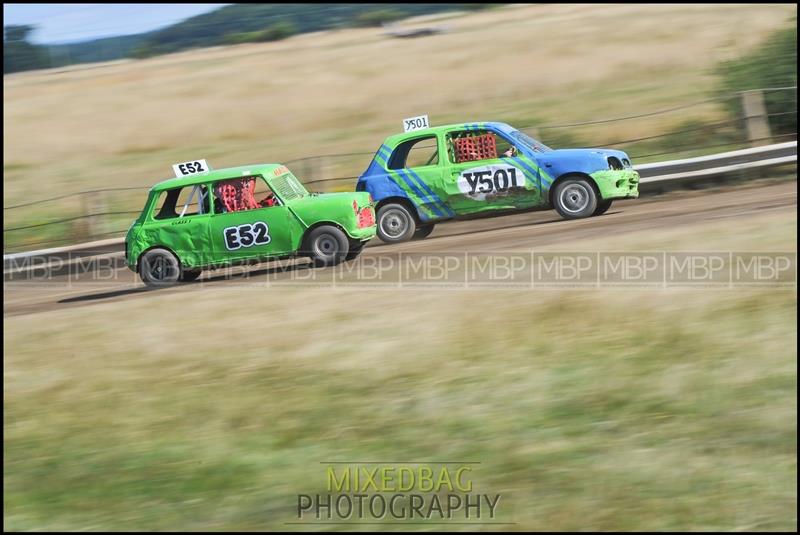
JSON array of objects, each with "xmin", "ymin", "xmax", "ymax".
[{"xmin": 356, "ymin": 121, "xmax": 640, "ymax": 242}]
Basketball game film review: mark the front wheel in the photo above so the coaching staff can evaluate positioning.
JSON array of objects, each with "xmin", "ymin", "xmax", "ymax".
[
  {"xmin": 412, "ymin": 224, "xmax": 435, "ymax": 240},
  {"xmin": 594, "ymin": 199, "xmax": 613, "ymax": 216},
  {"xmin": 376, "ymin": 203, "xmax": 417, "ymax": 243},
  {"xmin": 553, "ymin": 177, "xmax": 598, "ymax": 219},
  {"xmin": 305, "ymin": 225, "xmax": 349, "ymax": 267},
  {"xmin": 345, "ymin": 241, "xmax": 367, "ymax": 261}
]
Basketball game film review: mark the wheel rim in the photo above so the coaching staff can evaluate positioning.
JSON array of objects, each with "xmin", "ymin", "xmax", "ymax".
[
  {"xmin": 315, "ymin": 234, "xmax": 338, "ymax": 257},
  {"xmin": 560, "ymin": 184, "xmax": 590, "ymax": 214},
  {"xmin": 380, "ymin": 209, "xmax": 408, "ymax": 238},
  {"xmin": 146, "ymin": 254, "xmax": 176, "ymax": 281}
]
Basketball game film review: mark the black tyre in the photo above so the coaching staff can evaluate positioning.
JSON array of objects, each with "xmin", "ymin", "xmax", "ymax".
[
  {"xmin": 553, "ymin": 177, "xmax": 598, "ymax": 219},
  {"xmin": 139, "ymin": 248, "xmax": 181, "ymax": 287},
  {"xmin": 593, "ymin": 199, "xmax": 613, "ymax": 216},
  {"xmin": 345, "ymin": 241, "xmax": 367, "ymax": 261},
  {"xmin": 376, "ymin": 203, "xmax": 416, "ymax": 243},
  {"xmin": 306, "ymin": 225, "xmax": 349, "ymax": 267},
  {"xmin": 412, "ymin": 224, "xmax": 435, "ymax": 240},
  {"xmin": 180, "ymin": 269, "xmax": 203, "ymax": 282}
]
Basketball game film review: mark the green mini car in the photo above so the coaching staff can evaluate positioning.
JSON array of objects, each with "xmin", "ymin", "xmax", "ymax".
[
  {"xmin": 356, "ymin": 120, "xmax": 640, "ymax": 243},
  {"xmin": 126, "ymin": 161, "xmax": 376, "ymax": 286}
]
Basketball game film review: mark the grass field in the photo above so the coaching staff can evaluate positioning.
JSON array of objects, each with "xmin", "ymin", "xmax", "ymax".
[
  {"xmin": 4, "ymin": 206, "xmax": 796, "ymax": 531},
  {"xmin": 2, "ymin": 3, "xmax": 797, "ymax": 249}
]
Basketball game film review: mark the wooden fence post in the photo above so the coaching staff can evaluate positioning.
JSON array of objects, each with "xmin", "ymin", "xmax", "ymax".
[
  {"xmin": 741, "ymin": 90, "xmax": 772, "ymax": 147},
  {"xmin": 80, "ymin": 191, "xmax": 107, "ymax": 241}
]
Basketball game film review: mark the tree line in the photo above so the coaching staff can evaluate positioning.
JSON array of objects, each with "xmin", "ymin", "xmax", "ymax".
[{"xmin": 4, "ymin": 4, "xmax": 494, "ymax": 71}]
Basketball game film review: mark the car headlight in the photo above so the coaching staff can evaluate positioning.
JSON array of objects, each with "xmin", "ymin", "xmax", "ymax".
[{"xmin": 607, "ymin": 157, "xmax": 624, "ymax": 170}]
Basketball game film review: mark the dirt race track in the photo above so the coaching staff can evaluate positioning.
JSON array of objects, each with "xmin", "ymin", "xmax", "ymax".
[{"xmin": 4, "ymin": 180, "xmax": 797, "ymax": 318}]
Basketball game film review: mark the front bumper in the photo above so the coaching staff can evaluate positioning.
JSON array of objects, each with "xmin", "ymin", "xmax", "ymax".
[
  {"xmin": 591, "ymin": 169, "xmax": 640, "ymax": 200},
  {"xmin": 347, "ymin": 224, "xmax": 377, "ymax": 242},
  {"xmin": 348, "ymin": 202, "xmax": 377, "ymax": 241}
]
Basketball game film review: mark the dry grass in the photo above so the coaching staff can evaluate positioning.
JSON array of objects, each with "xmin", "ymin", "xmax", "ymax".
[
  {"xmin": 4, "ymin": 203, "xmax": 797, "ymax": 531},
  {"xmin": 3, "ymin": 3, "xmax": 796, "ymax": 205}
]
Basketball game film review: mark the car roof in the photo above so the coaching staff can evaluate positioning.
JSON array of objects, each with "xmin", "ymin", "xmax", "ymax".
[
  {"xmin": 150, "ymin": 163, "xmax": 286, "ymax": 191},
  {"xmin": 382, "ymin": 121, "xmax": 513, "ymax": 146}
]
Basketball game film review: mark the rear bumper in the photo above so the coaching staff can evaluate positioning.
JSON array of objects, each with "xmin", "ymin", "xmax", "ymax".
[{"xmin": 591, "ymin": 169, "xmax": 640, "ymax": 200}]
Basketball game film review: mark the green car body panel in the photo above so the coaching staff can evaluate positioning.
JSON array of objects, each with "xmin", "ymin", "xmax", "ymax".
[
  {"xmin": 125, "ymin": 163, "xmax": 376, "ymax": 272},
  {"xmin": 356, "ymin": 121, "xmax": 640, "ymax": 222}
]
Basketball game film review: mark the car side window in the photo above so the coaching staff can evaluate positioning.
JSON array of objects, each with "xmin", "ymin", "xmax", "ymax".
[
  {"xmin": 387, "ymin": 136, "xmax": 439, "ymax": 169},
  {"xmin": 153, "ymin": 185, "xmax": 210, "ymax": 220},
  {"xmin": 447, "ymin": 130, "xmax": 517, "ymax": 164},
  {"xmin": 212, "ymin": 176, "xmax": 280, "ymax": 214}
]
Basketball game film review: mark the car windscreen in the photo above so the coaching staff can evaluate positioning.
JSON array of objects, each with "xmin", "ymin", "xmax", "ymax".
[
  {"xmin": 509, "ymin": 130, "xmax": 552, "ymax": 153},
  {"xmin": 271, "ymin": 172, "xmax": 308, "ymax": 200}
]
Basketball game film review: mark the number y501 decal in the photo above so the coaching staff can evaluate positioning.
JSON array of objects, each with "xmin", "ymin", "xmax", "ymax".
[{"xmin": 457, "ymin": 164, "xmax": 528, "ymax": 200}]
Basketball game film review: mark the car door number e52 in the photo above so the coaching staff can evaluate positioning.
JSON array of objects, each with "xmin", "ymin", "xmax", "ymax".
[{"xmin": 223, "ymin": 221, "xmax": 271, "ymax": 250}]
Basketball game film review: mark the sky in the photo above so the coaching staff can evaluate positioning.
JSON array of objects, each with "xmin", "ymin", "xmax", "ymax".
[{"xmin": 3, "ymin": 3, "xmax": 230, "ymax": 44}]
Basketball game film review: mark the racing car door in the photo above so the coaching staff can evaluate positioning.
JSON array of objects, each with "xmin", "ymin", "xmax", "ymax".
[
  {"xmin": 208, "ymin": 176, "xmax": 296, "ymax": 264},
  {"xmin": 443, "ymin": 128, "xmax": 541, "ymax": 215}
]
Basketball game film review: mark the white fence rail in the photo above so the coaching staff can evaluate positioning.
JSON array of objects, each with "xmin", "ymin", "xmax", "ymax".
[{"xmin": 636, "ymin": 141, "xmax": 797, "ymax": 180}]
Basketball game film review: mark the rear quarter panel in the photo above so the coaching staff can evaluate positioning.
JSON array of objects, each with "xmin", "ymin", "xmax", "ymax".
[
  {"xmin": 128, "ymin": 214, "xmax": 213, "ymax": 270},
  {"xmin": 356, "ymin": 143, "xmax": 452, "ymax": 223}
]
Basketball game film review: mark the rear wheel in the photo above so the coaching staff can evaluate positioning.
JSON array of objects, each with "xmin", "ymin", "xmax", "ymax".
[
  {"xmin": 305, "ymin": 225, "xmax": 349, "ymax": 267},
  {"xmin": 553, "ymin": 177, "xmax": 598, "ymax": 219},
  {"xmin": 412, "ymin": 224, "xmax": 435, "ymax": 240},
  {"xmin": 139, "ymin": 248, "xmax": 181, "ymax": 287},
  {"xmin": 594, "ymin": 199, "xmax": 613, "ymax": 216},
  {"xmin": 376, "ymin": 203, "xmax": 416, "ymax": 243}
]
